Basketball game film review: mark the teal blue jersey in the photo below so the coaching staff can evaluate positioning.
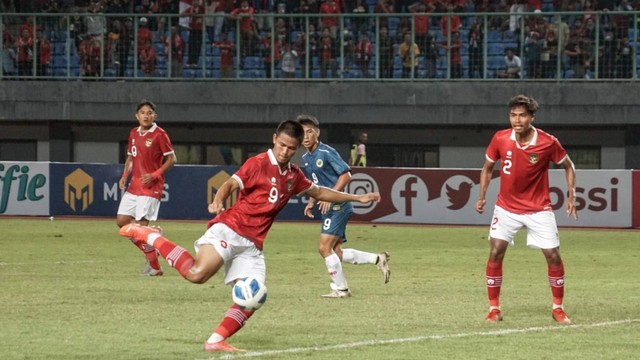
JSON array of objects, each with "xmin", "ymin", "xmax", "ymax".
[
  {"xmin": 302, "ymin": 142, "xmax": 353, "ymax": 240},
  {"xmin": 302, "ymin": 142, "xmax": 351, "ymax": 190}
]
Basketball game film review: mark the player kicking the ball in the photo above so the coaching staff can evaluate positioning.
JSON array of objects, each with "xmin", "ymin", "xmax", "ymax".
[
  {"xmin": 120, "ymin": 120, "xmax": 380, "ymax": 352},
  {"xmin": 476, "ymin": 95, "xmax": 578, "ymax": 324}
]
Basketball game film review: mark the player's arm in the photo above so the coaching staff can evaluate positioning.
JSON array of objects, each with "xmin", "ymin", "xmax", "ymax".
[
  {"xmin": 306, "ymin": 183, "xmax": 380, "ymax": 204},
  {"xmin": 316, "ymin": 171, "xmax": 352, "ymax": 214},
  {"xmin": 475, "ymin": 159, "xmax": 495, "ymax": 214},
  {"xmin": 119, "ymin": 154, "xmax": 133, "ymax": 190},
  {"xmin": 560, "ymin": 156, "xmax": 578, "ymax": 220},
  {"xmin": 334, "ymin": 171, "xmax": 352, "ymax": 192},
  {"xmin": 141, "ymin": 152, "xmax": 177, "ymax": 184},
  {"xmin": 208, "ymin": 176, "xmax": 240, "ymax": 214}
]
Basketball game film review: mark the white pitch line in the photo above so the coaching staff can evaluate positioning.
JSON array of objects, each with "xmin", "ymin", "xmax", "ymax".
[
  {"xmin": 0, "ymin": 259, "xmax": 115, "ymax": 266},
  {"xmin": 200, "ymin": 318, "xmax": 640, "ymax": 360}
]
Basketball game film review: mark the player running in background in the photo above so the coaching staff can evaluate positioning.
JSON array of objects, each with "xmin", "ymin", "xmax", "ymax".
[
  {"xmin": 475, "ymin": 94, "xmax": 578, "ymax": 324},
  {"xmin": 298, "ymin": 114, "xmax": 390, "ymax": 298},
  {"xmin": 119, "ymin": 120, "xmax": 381, "ymax": 352},
  {"xmin": 117, "ymin": 100, "xmax": 176, "ymax": 276}
]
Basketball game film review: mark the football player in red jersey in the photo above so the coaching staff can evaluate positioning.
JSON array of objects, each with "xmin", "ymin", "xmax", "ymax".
[
  {"xmin": 476, "ymin": 94, "xmax": 578, "ymax": 324},
  {"xmin": 120, "ymin": 119, "xmax": 380, "ymax": 352},
  {"xmin": 117, "ymin": 100, "xmax": 176, "ymax": 276}
]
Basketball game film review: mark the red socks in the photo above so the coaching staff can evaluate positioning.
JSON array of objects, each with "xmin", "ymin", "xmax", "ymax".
[
  {"xmin": 130, "ymin": 238, "xmax": 161, "ymax": 270},
  {"xmin": 151, "ymin": 236, "xmax": 195, "ymax": 278},
  {"xmin": 548, "ymin": 262, "xmax": 565, "ymax": 306},
  {"xmin": 486, "ymin": 259, "xmax": 503, "ymax": 308},
  {"xmin": 486, "ymin": 259, "xmax": 565, "ymax": 309},
  {"xmin": 215, "ymin": 305, "xmax": 254, "ymax": 339}
]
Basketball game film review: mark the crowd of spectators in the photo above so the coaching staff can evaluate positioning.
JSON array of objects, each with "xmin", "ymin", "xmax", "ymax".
[{"xmin": 0, "ymin": 0, "xmax": 638, "ymax": 79}]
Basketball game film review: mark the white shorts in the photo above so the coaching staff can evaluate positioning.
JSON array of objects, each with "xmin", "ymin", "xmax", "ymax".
[
  {"xmin": 117, "ymin": 192, "xmax": 160, "ymax": 221},
  {"xmin": 488, "ymin": 205, "xmax": 560, "ymax": 249},
  {"xmin": 194, "ymin": 223, "xmax": 266, "ymax": 286}
]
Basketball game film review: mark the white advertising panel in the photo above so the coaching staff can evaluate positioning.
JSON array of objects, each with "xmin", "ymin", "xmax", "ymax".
[{"xmin": 0, "ymin": 162, "xmax": 50, "ymax": 216}]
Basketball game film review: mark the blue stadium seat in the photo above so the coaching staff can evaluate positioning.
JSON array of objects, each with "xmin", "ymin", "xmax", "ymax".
[
  {"xmin": 208, "ymin": 56, "xmax": 221, "ymax": 69},
  {"xmin": 388, "ymin": 17, "xmax": 401, "ymax": 31},
  {"xmin": 125, "ymin": 69, "xmax": 144, "ymax": 77},
  {"xmin": 487, "ymin": 30, "xmax": 502, "ymax": 42},
  {"xmin": 489, "ymin": 43, "xmax": 504, "ymax": 56},
  {"xmin": 194, "ymin": 69, "xmax": 213, "ymax": 78},
  {"xmin": 183, "ymin": 69, "xmax": 197, "ymax": 78},
  {"xmin": 154, "ymin": 42, "xmax": 164, "ymax": 54},
  {"xmin": 241, "ymin": 69, "xmax": 266, "ymax": 78},
  {"xmin": 393, "ymin": 56, "xmax": 402, "ymax": 70},
  {"xmin": 243, "ymin": 56, "xmax": 263, "ymax": 69},
  {"xmin": 54, "ymin": 42, "xmax": 67, "ymax": 55},
  {"xmin": 70, "ymin": 54, "xmax": 80, "ymax": 68},
  {"xmin": 156, "ymin": 56, "xmax": 166, "ymax": 69},
  {"xmin": 503, "ymin": 42, "xmax": 518, "ymax": 52},
  {"xmin": 52, "ymin": 55, "xmax": 66, "ymax": 68},
  {"xmin": 488, "ymin": 56, "xmax": 504, "ymax": 70},
  {"xmin": 54, "ymin": 68, "xmax": 67, "ymax": 77}
]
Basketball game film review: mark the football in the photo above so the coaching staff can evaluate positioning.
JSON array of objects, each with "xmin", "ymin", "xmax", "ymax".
[{"xmin": 232, "ymin": 277, "xmax": 267, "ymax": 311}]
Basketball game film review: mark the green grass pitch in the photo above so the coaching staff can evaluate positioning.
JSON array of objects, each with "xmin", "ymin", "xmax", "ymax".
[{"xmin": 0, "ymin": 218, "xmax": 638, "ymax": 359}]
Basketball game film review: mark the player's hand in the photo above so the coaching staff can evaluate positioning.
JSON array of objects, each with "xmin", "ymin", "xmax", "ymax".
[
  {"xmin": 118, "ymin": 177, "xmax": 127, "ymax": 190},
  {"xmin": 475, "ymin": 199, "xmax": 486, "ymax": 214},
  {"xmin": 566, "ymin": 199, "xmax": 578, "ymax": 220},
  {"xmin": 304, "ymin": 203, "xmax": 315, "ymax": 218},
  {"xmin": 209, "ymin": 201, "xmax": 225, "ymax": 214},
  {"xmin": 358, "ymin": 192, "xmax": 380, "ymax": 203},
  {"xmin": 140, "ymin": 173, "xmax": 154, "ymax": 184},
  {"xmin": 317, "ymin": 200, "xmax": 331, "ymax": 214}
]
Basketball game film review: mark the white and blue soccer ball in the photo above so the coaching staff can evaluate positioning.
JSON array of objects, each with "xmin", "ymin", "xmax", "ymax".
[{"xmin": 232, "ymin": 277, "xmax": 267, "ymax": 311}]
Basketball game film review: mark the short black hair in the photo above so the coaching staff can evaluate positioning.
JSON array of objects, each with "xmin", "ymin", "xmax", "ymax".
[
  {"xmin": 137, "ymin": 99, "xmax": 156, "ymax": 112},
  {"xmin": 509, "ymin": 94, "xmax": 540, "ymax": 114},
  {"xmin": 276, "ymin": 119, "xmax": 304, "ymax": 143},
  {"xmin": 296, "ymin": 114, "xmax": 320, "ymax": 128}
]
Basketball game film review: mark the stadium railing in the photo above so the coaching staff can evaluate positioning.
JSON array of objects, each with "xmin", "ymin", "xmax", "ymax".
[{"xmin": 1, "ymin": 10, "xmax": 638, "ymax": 81}]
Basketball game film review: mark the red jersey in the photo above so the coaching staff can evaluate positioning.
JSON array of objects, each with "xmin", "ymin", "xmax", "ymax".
[
  {"xmin": 39, "ymin": 39, "xmax": 52, "ymax": 64},
  {"xmin": 230, "ymin": 7, "xmax": 254, "ymax": 33},
  {"xmin": 319, "ymin": 1, "xmax": 341, "ymax": 29},
  {"xmin": 126, "ymin": 123, "xmax": 174, "ymax": 199},
  {"xmin": 137, "ymin": 28, "xmax": 153, "ymax": 54},
  {"xmin": 485, "ymin": 127, "xmax": 568, "ymax": 214},
  {"xmin": 207, "ymin": 149, "xmax": 313, "ymax": 250},
  {"xmin": 215, "ymin": 40, "xmax": 233, "ymax": 66},
  {"xmin": 440, "ymin": 15, "xmax": 461, "ymax": 37}
]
